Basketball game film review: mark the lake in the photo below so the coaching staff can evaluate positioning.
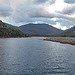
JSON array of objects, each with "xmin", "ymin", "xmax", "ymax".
[{"xmin": 0, "ymin": 37, "xmax": 75, "ymax": 75}]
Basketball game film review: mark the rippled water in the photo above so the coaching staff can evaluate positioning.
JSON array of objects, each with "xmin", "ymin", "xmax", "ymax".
[{"xmin": 0, "ymin": 37, "xmax": 75, "ymax": 75}]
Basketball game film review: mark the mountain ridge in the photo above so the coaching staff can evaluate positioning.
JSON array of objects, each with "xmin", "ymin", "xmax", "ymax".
[
  {"xmin": 2, "ymin": 22, "xmax": 75, "ymax": 37},
  {"xmin": 0, "ymin": 20, "xmax": 25, "ymax": 37},
  {"xmin": 18, "ymin": 23, "xmax": 63, "ymax": 35},
  {"xmin": 60, "ymin": 26, "xmax": 75, "ymax": 37}
]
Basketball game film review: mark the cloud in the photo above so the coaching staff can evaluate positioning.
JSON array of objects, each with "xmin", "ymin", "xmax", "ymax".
[
  {"xmin": 55, "ymin": 18, "xmax": 75, "ymax": 28},
  {"xmin": 58, "ymin": 4, "xmax": 75, "ymax": 15},
  {"xmin": 29, "ymin": 18, "xmax": 56, "ymax": 25},
  {"xmin": 34, "ymin": 0, "xmax": 49, "ymax": 3},
  {"xmin": 34, "ymin": 0, "xmax": 55, "ymax": 4},
  {"xmin": 0, "ymin": 0, "xmax": 75, "ymax": 29},
  {"xmin": 61, "ymin": 26, "xmax": 68, "ymax": 30},
  {"xmin": 51, "ymin": 17, "xmax": 75, "ymax": 30},
  {"xmin": 64, "ymin": 0, "xmax": 75, "ymax": 4},
  {"xmin": 11, "ymin": 0, "xmax": 56, "ymax": 23},
  {"xmin": 0, "ymin": 0, "xmax": 12, "ymax": 17},
  {"xmin": 49, "ymin": 0, "xmax": 56, "ymax": 4}
]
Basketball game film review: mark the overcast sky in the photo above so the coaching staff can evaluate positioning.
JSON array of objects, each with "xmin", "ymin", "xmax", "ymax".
[{"xmin": 0, "ymin": 0, "xmax": 75, "ymax": 30}]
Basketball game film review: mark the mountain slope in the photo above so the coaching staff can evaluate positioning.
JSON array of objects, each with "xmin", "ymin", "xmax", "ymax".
[
  {"xmin": 61, "ymin": 26, "xmax": 75, "ymax": 37},
  {"xmin": 4, "ymin": 23, "xmax": 17, "ymax": 28},
  {"xmin": 18, "ymin": 23, "xmax": 63, "ymax": 35},
  {"xmin": 0, "ymin": 20, "xmax": 25, "ymax": 37}
]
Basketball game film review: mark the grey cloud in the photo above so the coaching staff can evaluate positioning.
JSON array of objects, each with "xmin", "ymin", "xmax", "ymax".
[
  {"xmin": 34, "ymin": 0, "xmax": 55, "ymax": 4},
  {"xmin": 55, "ymin": 11, "xmax": 75, "ymax": 22},
  {"xmin": 30, "ymin": 10, "xmax": 55, "ymax": 18},
  {"xmin": 59, "ymin": 13, "xmax": 75, "ymax": 22},
  {"xmin": 64, "ymin": 0, "xmax": 75, "ymax": 4},
  {"xmin": 12, "ymin": 0, "xmax": 56, "ymax": 23},
  {"xmin": 34, "ymin": 0, "xmax": 49, "ymax": 3},
  {"xmin": 0, "ymin": 0, "xmax": 12, "ymax": 17},
  {"xmin": 0, "ymin": 7, "xmax": 12, "ymax": 17},
  {"xmin": 58, "ymin": 4, "xmax": 75, "ymax": 14},
  {"xmin": 49, "ymin": 0, "xmax": 55, "ymax": 4}
]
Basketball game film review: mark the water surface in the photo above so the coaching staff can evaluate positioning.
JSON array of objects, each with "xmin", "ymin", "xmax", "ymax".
[{"xmin": 0, "ymin": 37, "xmax": 75, "ymax": 75}]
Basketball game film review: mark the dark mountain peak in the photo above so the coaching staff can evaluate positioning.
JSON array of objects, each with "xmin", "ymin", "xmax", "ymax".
[{"xmin": 19, "ymin": 23, "xmax": 63, "ymax": 35}]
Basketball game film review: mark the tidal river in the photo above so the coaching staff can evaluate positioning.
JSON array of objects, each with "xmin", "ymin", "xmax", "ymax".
[{"xmin": 0, "ymin": 37, "xmax": 75, "ymax": 75}]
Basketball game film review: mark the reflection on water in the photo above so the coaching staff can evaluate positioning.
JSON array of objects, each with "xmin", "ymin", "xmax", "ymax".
[{"xmin": 0, "ymin": 37, "xmax": 75, "ymax": 75}]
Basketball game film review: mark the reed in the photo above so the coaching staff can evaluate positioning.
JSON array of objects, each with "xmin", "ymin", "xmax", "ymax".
[{"xmin": 44, "ymin": 37, "xmax": 75, "ymax": 45}]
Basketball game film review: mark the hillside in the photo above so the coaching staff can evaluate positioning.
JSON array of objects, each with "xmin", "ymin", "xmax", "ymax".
[
  {"xmin": 4, "ymin": 23, "xmax": 17, "ymax": 28},
  {"xmin": 0, "ymin": 20, "xmax": 25, "ymax": 37},
  {"xmin": 60, "ymin": 26, "xmax": 75, "ymax": 37},
  {"xmin": 18, "ymin": 23, "xmax": 63, "ymax": 35}
]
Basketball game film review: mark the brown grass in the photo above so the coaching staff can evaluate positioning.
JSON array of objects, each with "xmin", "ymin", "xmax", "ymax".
[{"xmin": 44, "ymin": 37, "xmax": 75, "ymax": 45}]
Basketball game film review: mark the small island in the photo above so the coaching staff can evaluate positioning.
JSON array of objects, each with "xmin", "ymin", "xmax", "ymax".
[{"xmin": 44, "ymin": 37, "xmax": 75, "ymax": 45}]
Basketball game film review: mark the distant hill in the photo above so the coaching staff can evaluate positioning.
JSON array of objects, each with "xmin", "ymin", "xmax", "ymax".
[
  {"xmin": 4, "ymin": 23, "xmax": 17, "ymax": 28},
  {"xmin": 18, "ymin": 23, "xmax": 63, "ymax": 35},
  {"xmin": 60, "ymin": 26, "xmax": 75, "ymax": 37},
  {"xmin": 2, "ymin": 22, "xmax": 75, "ymax": 37},
  {"xmin": 0, "ymin": 20, "xmax": 25, "ymax": 37}
]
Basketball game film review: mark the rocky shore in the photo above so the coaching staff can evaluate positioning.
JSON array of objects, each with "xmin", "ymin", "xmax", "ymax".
[{"xmin": 44, "ymin": 37, "xmax": 75, "ymax": 45}]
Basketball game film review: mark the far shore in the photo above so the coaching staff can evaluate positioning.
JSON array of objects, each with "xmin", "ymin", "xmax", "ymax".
[{"xmin": 44, "ymin": 37, "xmax": 75, "ymax": 45}]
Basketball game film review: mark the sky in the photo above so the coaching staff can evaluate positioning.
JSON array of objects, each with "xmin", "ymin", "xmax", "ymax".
[{"xmin": 0, "ymin": 0, "xmax": 75, "ymax": 30}]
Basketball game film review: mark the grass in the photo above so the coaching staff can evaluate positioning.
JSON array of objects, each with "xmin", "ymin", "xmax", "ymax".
[{"xmin": 44, "ymin": 37, "xmax": 75, "ymax": 45}]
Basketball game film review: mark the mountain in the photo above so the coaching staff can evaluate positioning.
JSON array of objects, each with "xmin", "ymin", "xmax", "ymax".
[
  {"xmin": 60, "ymin": 26, "xmax": 75, "ymax": 37},
  {"xmin": 4, "ymin": 23, "xmax": 17, "ymax": 28},
  {"xmin": 18, "ymin": 23, "xmax": 63, "ymax": 35},
  {"xmin": 0, "ymin": 20, "xmax": 7, "ymax": 27},
  {"xmin": 0, "ymin": 20, "xmax": 25, "ymax": 37}
]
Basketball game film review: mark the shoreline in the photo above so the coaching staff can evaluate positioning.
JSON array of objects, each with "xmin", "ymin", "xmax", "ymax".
[{"xmin": 44, "ymin": 37, "xmax": 75, "ymax": 45}]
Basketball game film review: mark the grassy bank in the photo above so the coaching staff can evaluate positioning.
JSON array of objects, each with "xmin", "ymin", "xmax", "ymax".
[{"xmin": 44, "ymin": 37, "xmax": 75, "ymax": 45}]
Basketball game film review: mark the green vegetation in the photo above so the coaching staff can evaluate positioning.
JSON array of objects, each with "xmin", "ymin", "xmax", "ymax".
[
  {"xmin": 0, "ymin": 27, "xmax": 25, "ymax": 37},
  {"xmin": 0, "ymin": 20, "xmax": 28, "ymax": 38}
]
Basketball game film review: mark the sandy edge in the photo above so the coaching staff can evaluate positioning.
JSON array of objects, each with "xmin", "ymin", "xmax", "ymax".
[{"xmin": 44, "ymin": 37, "xmax": 75, "ymax": 45}]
